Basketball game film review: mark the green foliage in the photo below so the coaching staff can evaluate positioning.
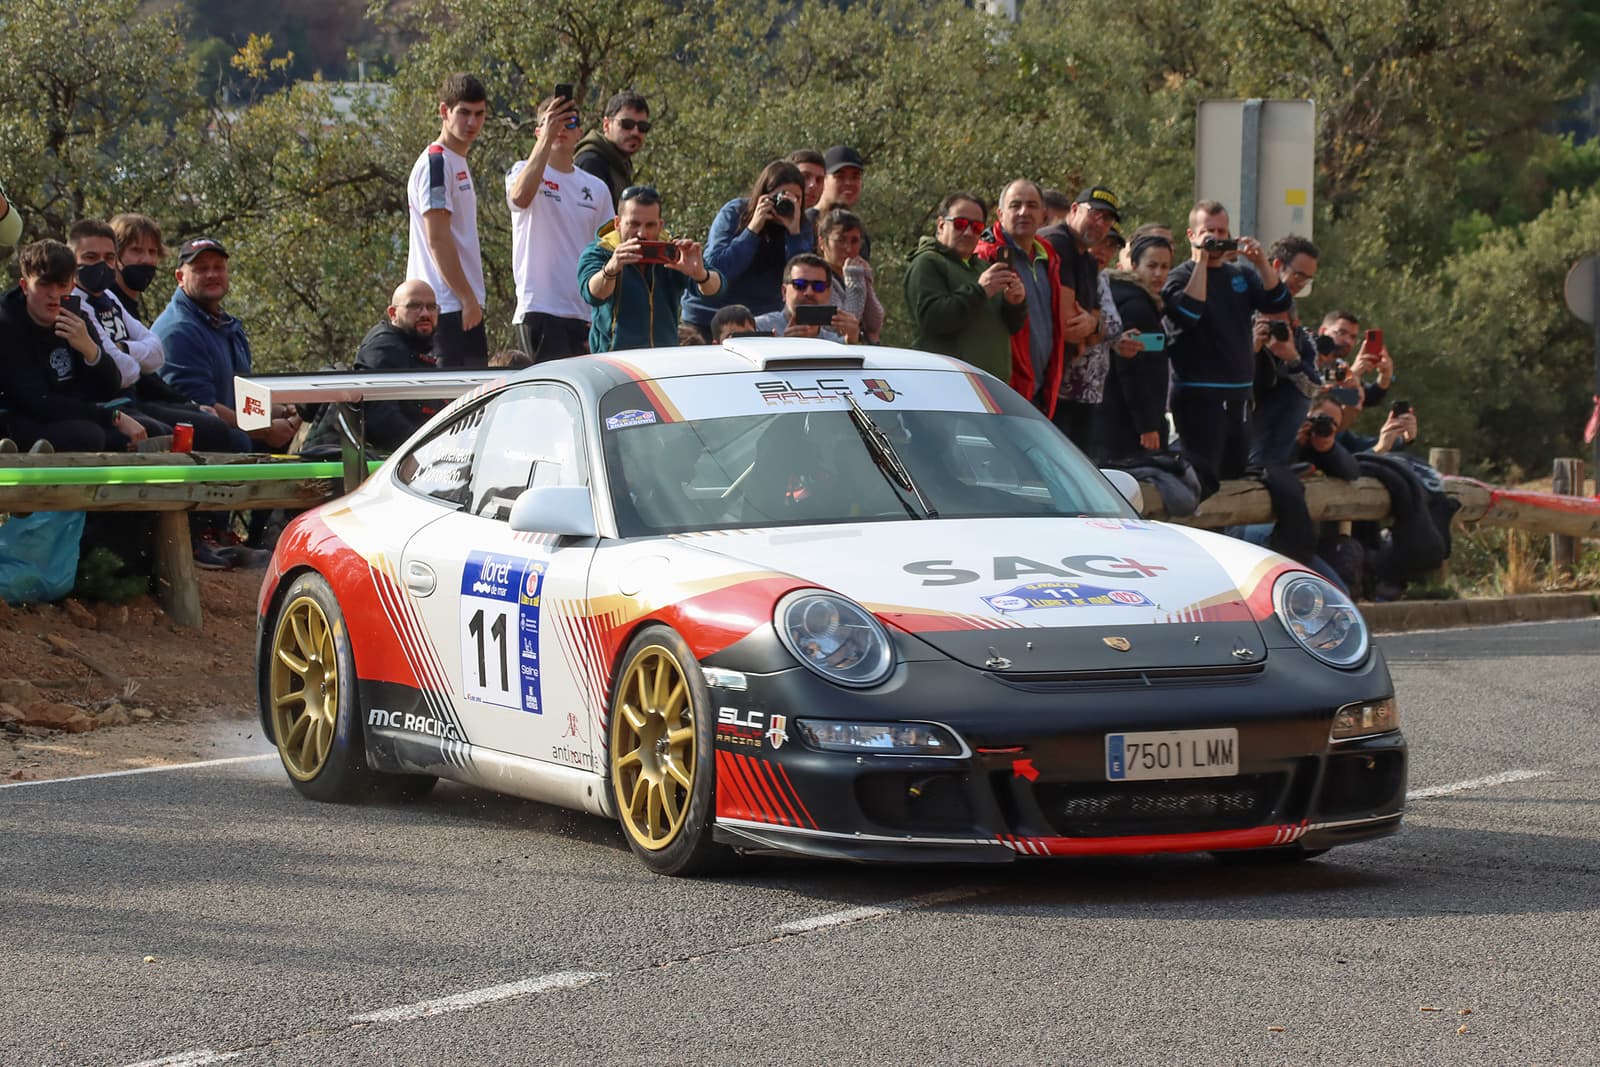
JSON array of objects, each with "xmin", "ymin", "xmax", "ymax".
[{"xmin": 73, "ymin": 548, "xmax": 148, "ymax": 604}]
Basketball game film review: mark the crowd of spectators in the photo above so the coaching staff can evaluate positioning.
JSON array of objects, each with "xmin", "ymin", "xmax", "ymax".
[{"xmin": 0, "ymin": 71, "xmax": 1429, "ymax": 591}]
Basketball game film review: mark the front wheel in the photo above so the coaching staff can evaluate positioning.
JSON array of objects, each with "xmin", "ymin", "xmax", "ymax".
[{"xmin": 606, "ymin": 626, "xmax": 730, "ymax": 876}]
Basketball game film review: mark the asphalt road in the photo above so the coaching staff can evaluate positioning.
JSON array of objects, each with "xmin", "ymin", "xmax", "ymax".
[{"xmin": 3, "ymin": 618, "xmax": 1597, "ymax": 1067}]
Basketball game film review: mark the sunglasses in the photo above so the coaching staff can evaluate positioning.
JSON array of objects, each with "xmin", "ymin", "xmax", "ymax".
[
  {"xmin": 786, "ymin": 278, "xmax": 830, "ymax": 293},
  {"xmin": 942, "ymin": 216, "xmax": 984, "ymax": 234},
  {"xmin": 616, "ymin": 118, "xmax": 652, "ymax": 133},
  {"xmin": 619, "ymin": 185, "xmax": 661, "ymax": 205}
]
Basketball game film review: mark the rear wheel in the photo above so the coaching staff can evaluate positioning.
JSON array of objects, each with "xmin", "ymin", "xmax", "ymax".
[
  {"xmin": 266, "ymin": 573, "xmax": 434, "ymax": 802},
  {"xmin": 607, "ymin": 626, "xmax": 730, "ymax": 876}
]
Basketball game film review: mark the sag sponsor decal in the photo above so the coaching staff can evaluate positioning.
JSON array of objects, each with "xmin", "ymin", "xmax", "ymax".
[
  {"xmin": 905, "ymin": 555, "xmax": 1170, "ymax": 586},
  {"xmin": 368, "ymin": 707, "xmax": 463, "ymax": 742},
  {"xmin": 983, "ymin": 582, "xmax": 1151, "ymax": 613}
]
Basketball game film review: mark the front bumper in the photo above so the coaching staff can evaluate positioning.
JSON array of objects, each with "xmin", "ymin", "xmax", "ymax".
[{"xmin": 706, "ymin": 638, "xmax": 1406, "ymax": 863}]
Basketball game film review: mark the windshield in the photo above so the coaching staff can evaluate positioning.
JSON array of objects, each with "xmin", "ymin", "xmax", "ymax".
[{"xmin": 600, "ymin": 370, "xmax": 1132, "ymax": 537}]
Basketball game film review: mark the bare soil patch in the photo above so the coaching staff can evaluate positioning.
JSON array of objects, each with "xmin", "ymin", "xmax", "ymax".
[{"xmin": 1, "ymin": 569, "xmax": 270, "ymax": 782}]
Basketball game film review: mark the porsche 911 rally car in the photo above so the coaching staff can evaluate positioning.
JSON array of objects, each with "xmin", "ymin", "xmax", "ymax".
[{"xmin": 253, "ymin": 339, "xmax": 1404, "ymax": 875}]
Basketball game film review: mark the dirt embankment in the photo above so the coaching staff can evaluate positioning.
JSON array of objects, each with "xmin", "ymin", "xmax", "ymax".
[{"xmin": 2, "ymin": 569, "xmax": 268, "ymax": 782}]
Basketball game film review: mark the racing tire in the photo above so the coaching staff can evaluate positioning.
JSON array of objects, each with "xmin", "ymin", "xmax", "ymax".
[
  {"xmin": 265, "ymin": 572, "xmax": 435, "ymax": 803},
  {"xmin": 606, "ymin": 625, "xmax": 731, "ymax": 876},
  {"xmin": 1210, "ymin": 844, "xmax": 1329, "ymax": 865}
]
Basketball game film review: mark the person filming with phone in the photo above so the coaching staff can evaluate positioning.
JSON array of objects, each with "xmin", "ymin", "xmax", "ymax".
[
  {"xmin": 681, "ymin": 160, "xmax": 814, "ymax": 337},
  {"xmin": 580, "ymin": 185, "xmax": 721, "ymax": 353},
  {"xmin": 753, "ymin": 254, "xmax": 861, "ymax": 343}
]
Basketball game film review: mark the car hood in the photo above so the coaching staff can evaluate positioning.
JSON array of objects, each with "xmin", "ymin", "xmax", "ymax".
[{"xmin": 674, "ymin": 518, "xmax": 1280, "ymax": 673}]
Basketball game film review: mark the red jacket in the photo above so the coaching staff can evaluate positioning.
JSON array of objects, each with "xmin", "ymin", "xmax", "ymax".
[{"xmin": 975, "ymin": 221, "xmax": 1064, "ymax": 417}]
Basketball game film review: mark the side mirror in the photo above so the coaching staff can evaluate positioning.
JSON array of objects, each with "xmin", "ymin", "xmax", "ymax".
[
  {"xmin": 1100, "ymin": 469, "xmax": 1144, "ymax": 512},
  {"xmin": 509, "ymin": 485, "xmax": 597, "ymax": 537}
]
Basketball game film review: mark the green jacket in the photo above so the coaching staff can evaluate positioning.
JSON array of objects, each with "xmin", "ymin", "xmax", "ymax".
[
  {"xmin": 573, "ymin": 130, "xmax": 635, "ymax": 207},
  {"xmin": 903, "ymin": 236, "xmax": 1024, "ymax": 381}
]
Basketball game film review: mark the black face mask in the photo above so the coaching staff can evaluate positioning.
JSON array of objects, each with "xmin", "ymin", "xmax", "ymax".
[
  {"xmin": 120, "ymin": 263, "xmax": 158, "ymax": 293},
  {"xmin": 77, "ymin": 262, "xmax": 117, "ymax": 294}
]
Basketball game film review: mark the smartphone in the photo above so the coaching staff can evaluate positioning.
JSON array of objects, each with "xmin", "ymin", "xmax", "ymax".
[
  {"xmin": 1364, "ymin": 327, "xmax": 1383, "ymax": 351},
  {"xmin": 554, "ymin": 82, "xmax": 574, "ymax": 101},
  {"xmin": 636, "ymin": 240, "xmax": 679, "ymax": 265},
  {"xmin": 991, "ymin": 245, "xmax": 1012, "ymax": 268},
  {"xmin": 792, "ymin": 304, "xmax": 837, "ymax": 327},
  {"xmin": 1138, "ymin": 332, "xmax": 1166, "ymax": 352},
  {"xmin": 1328, "ymin": 386, "xmax": 1362, "ymax": 407},
  {"xmin": 1391, "ymin": 400, "xmax": 1411, "ymax": 416},
  {"xmin": 61, "ymin": 294, "xmax": 81, "ymax": 313}
]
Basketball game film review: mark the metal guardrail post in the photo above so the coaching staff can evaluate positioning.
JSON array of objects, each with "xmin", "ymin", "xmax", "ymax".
[{"xmin": 1552, "ymin": 458, "xmax": 1583, "ymax": 577}]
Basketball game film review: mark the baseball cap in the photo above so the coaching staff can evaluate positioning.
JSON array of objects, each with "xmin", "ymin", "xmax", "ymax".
[
  {"xmin": 1075, "ymin": 186, "xmax": 1121, "ymax": 220},
  {"xmin": 823, "ymin": 145, "xmax": 865, "ymax": 174},
  {"xmin": 177, "ymin": 237, "xmax": 229, "ymax": 265}
]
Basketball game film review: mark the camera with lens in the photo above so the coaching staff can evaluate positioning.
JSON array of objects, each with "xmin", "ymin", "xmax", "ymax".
[
  {"xmin": 770, "ymin": 192, "xmax": 796, "ymax": 220},
  {"xmin": 1308, "ymin": 413, "xmax": 1337, "ymax": 439},
  {"xmin": 1314, "ymin": 333, "xmax": 1338, "ymax": 357},
  {"xmin": 1201, "ymin": 236, "xmax": 1239, "ymax": 253},
  {"xmin": 1267, "ymin": 321, "xmax": 1291, "ymax": 342}
]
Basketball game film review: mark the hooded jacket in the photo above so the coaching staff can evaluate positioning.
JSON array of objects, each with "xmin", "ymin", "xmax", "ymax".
[
  {"xmin": 573, "ymin": 130, "xmax": 635, "ymax": 207},
  {"xmin": 974, "ymin": 221, "xmax": 1064, "ymax": 416},
  {"xmin": 902, "ymin": 236, "xmax": 1025, "ymax": 382},
  {"xmin": 152, "ymin": 286, "xmax": 253, "ymax": 408},
  {"xmin": 0, "ymin": 285, "xmax": 123, "ymax": 426},
  {"xmin": 580, "ymin": 221, "xmax": 713, "ymax": 352}
]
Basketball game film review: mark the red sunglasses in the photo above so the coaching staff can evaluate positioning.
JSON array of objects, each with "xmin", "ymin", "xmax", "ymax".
[{"xmin": 942, "ymin": 216, "xmax": 984, "ymax": 234}]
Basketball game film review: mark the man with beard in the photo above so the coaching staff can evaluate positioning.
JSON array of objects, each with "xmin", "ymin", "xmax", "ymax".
[
  {"xmin": 575, "ymin": 91, "xmax": 650, "ymax": 208},
  {"xmin": 303, "ymin": 280, "xmax": 445, "ymax": 455}
]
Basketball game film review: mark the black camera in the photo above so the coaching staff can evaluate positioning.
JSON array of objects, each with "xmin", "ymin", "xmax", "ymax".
[
  {"xmin": 1308, "ymin": 413, "xmax": 1337, "ymax": 439},
  {"xmin": 1268, "ymin": 321, "xmax": 1291, "ymax": 342},
  {"xmin": 1201, "ymin": 237, "xmax": 1239, "ymax": 253},
  {"xmin": 1314, "ymin": 333, "xmax": 1338, "ymax": 357},
  {"xmin": 770, "ymin": 192, "xmax": 796, "ymax": 220}
]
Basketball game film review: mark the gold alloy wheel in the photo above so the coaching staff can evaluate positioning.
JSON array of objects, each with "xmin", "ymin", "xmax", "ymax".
[
  {"xmin": 269, "ymin": 595, "xmax": 340, "ymax": 782},
  {"xmin": 612, "ymin": 645, "xmax": 697, "ymax": 851}
]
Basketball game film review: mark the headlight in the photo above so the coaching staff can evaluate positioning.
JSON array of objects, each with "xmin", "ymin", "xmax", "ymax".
[
  {"xmin": 795, "ymin": 719, "xmax": 965, "ymax": 756},
  {"xmin": 775, "ymin": 590, "xmax": 895, "ymax": 687},
  {"xmin": 1332, "ymin": 697, "xmax": 1400, "ymax": 739},
  {"xmin": 1273, "ymin": 573, "xmax": 1369, "ymax": 668}
]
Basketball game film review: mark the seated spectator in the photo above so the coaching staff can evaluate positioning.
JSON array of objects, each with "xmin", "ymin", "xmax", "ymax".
[
  {"xmin": 488, "ymin": 348, "xmax": 533, "ymax": 369},
  {"xmin": 1097, "ymin": 232, "xmax": 1174, "ymax": 460},
  {"xmin": 710, "ymin": 304, "xmax": 759, "ymax": 342},
  {"xmin": 303, "ymin": 280, "xmax": 447, "ymax": 455},
  {"xmin": 579, "ymin": 185, "xmax": 722, "ymax": 352},
  {"xmin": 1340, "ymin": 402, "xmax": 1418, "ymax": 455},
  {"xmin": 678, "ymin": 323, "xmax": 708, "ymax": 346},
  {"xmin": 816, "ymin": 208, "xmax": 883, "ymax": 342},
  {"xmin": 903, "ymin": 191, "xmax": 1025, "ymax": 382},
  {"xmin": 0, "ymin": 240, "xmax": 140, "ymax": 451},
  {"xmin": 68, "ymin": 219, "xmax": 245, "ymax": 452},
  {"xmin": 681, "ymin": 160, "xmax": 812, "ymax": 335},
  {"xmin": 0, "ymin": 180, "xmax": 21, "ymax": 247},
  {"xmin": 753, "ymin": 254, "xmax": 862, "ymax": 343},
  {"xmin": 108, "ymin": 213, "xmax": 165, "ymax": 324}
]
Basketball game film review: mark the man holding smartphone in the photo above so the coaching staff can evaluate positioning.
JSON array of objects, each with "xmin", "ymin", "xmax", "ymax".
[
  {"xmin": 753, "ymin": 254, "xmax": 861, "ymax": 343},
  {"xmin": 507, "ymin": 92, "xmax": 614, "ymax": 362}
]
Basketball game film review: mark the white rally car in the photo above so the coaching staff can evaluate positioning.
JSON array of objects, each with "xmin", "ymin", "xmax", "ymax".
[{"xmin": 255, "ymin": 339, "xmax": 1404, "ymax": 875}]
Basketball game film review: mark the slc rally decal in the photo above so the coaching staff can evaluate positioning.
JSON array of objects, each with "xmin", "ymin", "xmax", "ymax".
[
  {"xmin": 459, "ymin": 551, "xmax": 546, "ymax": 714},
  {"xmin": 983, "ymin": 581, "xmax": 1152, "ymax": 613}
]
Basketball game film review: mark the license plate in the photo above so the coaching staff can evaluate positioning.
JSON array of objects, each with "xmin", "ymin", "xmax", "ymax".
[{"xmin": 1106, "ymin": 728, "xmax": 1239, "ymax": 781}]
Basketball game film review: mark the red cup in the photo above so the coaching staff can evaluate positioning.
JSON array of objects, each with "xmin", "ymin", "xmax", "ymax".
[{"xmin": 173, "ymin": 422, "xmax": 194, "ymax": 452}]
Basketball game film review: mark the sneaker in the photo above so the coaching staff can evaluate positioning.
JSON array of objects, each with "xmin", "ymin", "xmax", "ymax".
[
  {"xmin": 193, "ymin": 543, "xmax": 234, "ymax": 571},
  {"xmin": 28, "ymin": 439, "xmax": 54, "ymax": 454},
  {"xmin": 217, "ymin": 544, "xmax": 272, "ymax": 570},
  {"xmin": 0, "ymin": 438, "xmax": 17, "ymax": 454}
]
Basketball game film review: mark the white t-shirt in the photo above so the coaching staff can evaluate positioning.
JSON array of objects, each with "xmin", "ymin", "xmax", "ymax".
[
  {"xmin": 407, "ymin": 141, "xmax": 485, "ymax": 315},
  {"xmin": 505, "ymin": 161, "xmax": 613, "ymax": 323}
]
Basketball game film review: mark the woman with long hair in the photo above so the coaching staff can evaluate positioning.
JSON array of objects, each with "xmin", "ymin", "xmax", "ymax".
[{"xmin": 682, "ymin": 160, "xmax": 813, "ymax": 334}]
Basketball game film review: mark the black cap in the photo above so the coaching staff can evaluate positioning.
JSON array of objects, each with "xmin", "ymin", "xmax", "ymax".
[
  {"xmin": 1075, "ymin": 186, "xmax": 1121, "ymax": 220},
  {"xmin": 823, "ymin": 145, "xmax": 865, "ymax": 174},
  {"xmin": 177, "ymin": 237, "xmax": 229, "ymax": 265}
]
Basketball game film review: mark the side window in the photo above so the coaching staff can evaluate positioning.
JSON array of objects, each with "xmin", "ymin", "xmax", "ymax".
[
  {"xmin": 394, "ymin": 403, "xmax": 487, "ymax": 508},
  {"xmin": 468, "ymin": 385, "xmax": 588, "ymax": 520}
]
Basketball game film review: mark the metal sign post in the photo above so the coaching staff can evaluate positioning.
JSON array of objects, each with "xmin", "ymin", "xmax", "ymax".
[{"xmin": 1561, "ymin": 254, "xmax": 1600, "ymax": 495}]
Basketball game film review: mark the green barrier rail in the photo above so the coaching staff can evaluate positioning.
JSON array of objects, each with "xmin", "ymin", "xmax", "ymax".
[{"xmin": 0, "ymin": 460, "xmax": 382, "ymax": 487}]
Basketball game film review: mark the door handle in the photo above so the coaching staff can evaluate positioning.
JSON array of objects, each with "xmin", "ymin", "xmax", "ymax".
[{"xmin": 404, "ymin": 560, "xmax": 436, "ymax": 597}]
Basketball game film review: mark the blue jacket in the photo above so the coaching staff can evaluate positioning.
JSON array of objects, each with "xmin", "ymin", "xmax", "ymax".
[
  {"xmin": 680, "ymin": 197, "xmax": 813, "ymax": 329},
  {"xmin": 153, "ymin": 287, "xmax": 253, "ymax": 408}
]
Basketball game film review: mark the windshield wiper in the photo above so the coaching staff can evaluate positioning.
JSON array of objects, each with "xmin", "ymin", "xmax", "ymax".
[{"xmin": 842, "ymin": 393, "xmax": 938, "ymax": 518}]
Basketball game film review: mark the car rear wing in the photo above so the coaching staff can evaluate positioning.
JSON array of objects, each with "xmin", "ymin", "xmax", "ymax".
[{"xmin": 234, "ymin": 370, "xmax": 503, "ymax": 491}]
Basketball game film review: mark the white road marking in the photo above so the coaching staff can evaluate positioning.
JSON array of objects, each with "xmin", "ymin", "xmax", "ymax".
[
  {"xmin": 0, "ymin": 754, "xmax": 276, "ymax": 790},
  {"xmin": 1408, "ymin": 769, "xmax": 1549, "ymax": 800},
  {"xmin": 774, "ymin": 886, "xmax": 990, "ymax": 935},
  {"xmin": 123, "ymin": 1050, "xmax": 242, "ymax": 1067},
  {"xmin": 349, "ymin": 970, "xmax": 608, "ymax": 1024}
]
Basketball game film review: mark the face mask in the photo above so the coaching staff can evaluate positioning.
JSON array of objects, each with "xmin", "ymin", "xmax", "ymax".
[
  {"xmin": 77, "ymin": 262, "xmax": 117, "ymax": 293},
  {"xmin": 120, "ymin": 263, "xmax": 158, "ymax": 292}
]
